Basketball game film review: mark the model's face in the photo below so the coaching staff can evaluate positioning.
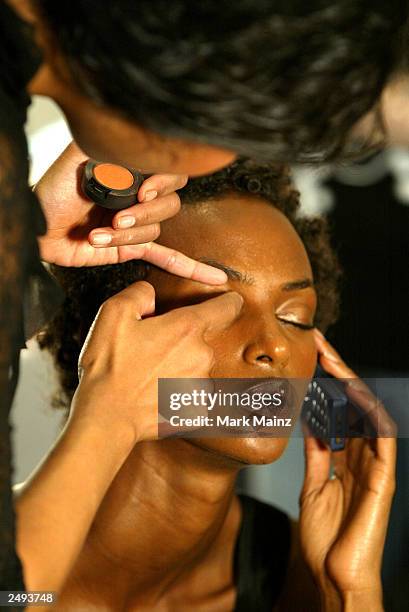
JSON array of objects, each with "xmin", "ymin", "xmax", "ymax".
[{"xmin": 147, "ymin": 194, "xmax": 317, "ymax": 465}]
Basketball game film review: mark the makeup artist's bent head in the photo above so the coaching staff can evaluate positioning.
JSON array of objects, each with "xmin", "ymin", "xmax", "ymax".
[
  {"xmin": 29, "ymin": 1, "xmax": 405, "ymax": 171},
  {"xmin": 40, "ymin": 160, "xmax": 340, "ymax": 465}
]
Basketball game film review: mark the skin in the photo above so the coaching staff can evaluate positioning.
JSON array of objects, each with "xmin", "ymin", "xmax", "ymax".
[
  {"xmin": 6, "ymin": 2, "xmax": 396, "ymax": 605},
  {"xmin": 40, "ymin": 194, "xmax": 319, "ymax": 611},
  {"xmin": 300, "ymin": 334, "xmax": 396, "ymax": 611},
  {"xmin": 147, "ymin": 195, "xmax": 317, "ymax": 464},
  {"xmin": 8, "ymin": 0, "xmax": 409, "ymax": 268},
  {"xmin": 6, "ymin": 0, "xmax": 234, "ymax": 283},
  {"xmin": 349, "ymin": 75, "xmax": 409, "ymax": 151},
  {"xmin": 17, "ymin": 195, "xmax": 395, "ymax": 611},
  {"xmin": 6, "ymin": 1, "xmax": 239, "ymax": 595},
  {"xmin": 34, "ymin": 142, "xmax": 228, "ymax": 283},
  {"xmin": 10, "ymin": 0, "xmax": 235, "ymax": 176}
]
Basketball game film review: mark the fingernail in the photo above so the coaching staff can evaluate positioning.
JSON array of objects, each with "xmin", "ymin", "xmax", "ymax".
[
  {"xmin": 91, "ymin": 233, "xmax": 112, "ymax": 245},
  {"xmin": 117, "ymin": 216, "xmax": 135, "ymax": 229},
  {"xmin": 143, "ymin": 190, "xmax": 158, "ymax": 202}
]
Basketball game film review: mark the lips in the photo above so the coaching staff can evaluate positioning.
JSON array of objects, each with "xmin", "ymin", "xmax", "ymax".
[
  {"xmin": 181, "ymin": 377, "xmax": 309, "ymax": 437},
  {"xmin": 243, "ymin": 377, "xmax": 309, "ymax": 436},
  {"xmin": 243, "ymin": 378, "xmax": 292, "ymax": 415}
]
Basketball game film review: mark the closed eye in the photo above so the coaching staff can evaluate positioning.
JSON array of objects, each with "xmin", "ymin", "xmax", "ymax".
[{"xmin": 278, "ymin": 318, "xmax": 314, "ymax": 331}]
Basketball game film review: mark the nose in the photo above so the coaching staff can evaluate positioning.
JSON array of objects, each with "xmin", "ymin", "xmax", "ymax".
[{"xmin": 243, "ymin": 333, "xmax": 290, "ymax": 370}]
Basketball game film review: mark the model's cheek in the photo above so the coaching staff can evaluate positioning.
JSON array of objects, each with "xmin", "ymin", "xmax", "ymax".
[
  {"xmin": 290, "ymin": 334, "xmax": 317, "ymax": 379},
  {"xmin": 207, "ymin": 332, "xmax": 245, "ymax": 378}
]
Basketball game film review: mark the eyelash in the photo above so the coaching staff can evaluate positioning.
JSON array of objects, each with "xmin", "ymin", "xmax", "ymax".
[{"xmin": 278, "ymin": 318, "xmax": 314, "ymax": 331}]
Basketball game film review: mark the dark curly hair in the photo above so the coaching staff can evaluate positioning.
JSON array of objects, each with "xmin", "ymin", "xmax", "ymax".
[
  {"xmin": 35, "ymin": 1, "xmax": 407, "ymax": 162},
  {"xmin": 39, "ymin": 159, "xmax": 341, "ymax": 409}
]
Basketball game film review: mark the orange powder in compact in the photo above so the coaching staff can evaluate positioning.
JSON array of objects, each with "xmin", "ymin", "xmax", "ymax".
[{"xmin": 93, "ymin": 163, "xmax": 134, "ymax": 190}]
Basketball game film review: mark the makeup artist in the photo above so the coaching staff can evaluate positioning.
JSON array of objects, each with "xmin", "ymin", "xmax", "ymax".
[{"xmin": 0, "ymin": 0, "xmax": 404, "ymax": 597}]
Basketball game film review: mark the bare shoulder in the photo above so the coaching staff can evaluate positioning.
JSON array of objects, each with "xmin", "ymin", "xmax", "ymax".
[{"xmin": 273, "ymin": 519, "xmax": 321, "ymax": 612}]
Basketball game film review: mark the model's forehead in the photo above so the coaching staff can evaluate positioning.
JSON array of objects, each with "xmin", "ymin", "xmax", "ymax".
[{"xmin": 159, "ymin": 193, "xmax": 313, "ymax": 282}]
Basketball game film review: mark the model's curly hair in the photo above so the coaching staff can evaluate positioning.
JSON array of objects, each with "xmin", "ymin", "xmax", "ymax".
[
  {"xmin": 35, "ymin": 1, "xmax": 406, "ymax": 162},
  {"xmin": 39, "ymin": 159, "xmax": 341, "ymax": 409}
]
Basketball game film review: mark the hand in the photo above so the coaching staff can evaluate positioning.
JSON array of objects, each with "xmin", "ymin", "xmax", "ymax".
[
  {"xmin": 299, "ymin": 330, "xmax": 396, "ymax": 610},
  {"xmin": 71, "ymin": 281, "xmax": 243, "ymax": 442},
  {"xmin": 36, "ymin": 142, "xmax": 226, "ymax": 284}
]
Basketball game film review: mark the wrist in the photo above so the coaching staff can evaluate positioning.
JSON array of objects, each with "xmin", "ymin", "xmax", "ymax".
[
  {"xmin": 69, "ymin": 382, "xmax": 144, "ymax": 447},
  {"xmin": 317, "ymin": 577, "xmax": 342, "ymax": 612},
  {"xmin": 341, "ymin": 587, "xmax": 383, "ymax": 612},
  {"xmin": 65, "ymin": 396, "xmax": 138, "ymax": 464},
  {"xmin": 317, "ymin": 573, "xmax": 383, "ymax": 612}
]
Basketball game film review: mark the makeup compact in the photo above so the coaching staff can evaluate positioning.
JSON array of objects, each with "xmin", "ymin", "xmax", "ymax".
[{"xmin": 82, "ymin": 159, "xmax": 144, "ymax": 210}]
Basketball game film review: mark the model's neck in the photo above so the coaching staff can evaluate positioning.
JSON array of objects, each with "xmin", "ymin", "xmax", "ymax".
[{"xmin": 79, "ymin": 439, "xmax": 241, "ymax": 600}]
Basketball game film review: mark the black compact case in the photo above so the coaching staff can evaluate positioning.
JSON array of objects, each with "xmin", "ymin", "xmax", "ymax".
[{"xmin": 82, "ymin": 159, "xmax": 144, "ymax": 210}]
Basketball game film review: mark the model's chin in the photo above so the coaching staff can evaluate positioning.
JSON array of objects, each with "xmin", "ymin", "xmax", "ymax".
[{"xmin": 190, "ymin": 436, "xmax": 290, "ymax": 466}]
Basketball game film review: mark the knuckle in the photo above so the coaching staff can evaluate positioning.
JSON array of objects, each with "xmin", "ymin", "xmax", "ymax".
[
  {"xmin": 164, "ymin": 250, "xmax": 178, "ymax": 270},
  {"xmin": 168, "ymin": 193, "xmax": 181, "ymax": 213},
  {"xmin": 136, "ymin": 280, "xmax": 155, "ymax": 300},
  {"xmin": 78, "ymin": 347, "xmax": 96, "ymax": 373},
  {"xmin": 117, "ymin": 230, "xmax": 137, "ymax": 245},
  {"xmin": 136, "ymin": 207, "xmax": 152, "ymax": 226},
  {"xmin": 102, "ymin": 293, "xmax": 131, "ymax": 315},
  {"xmin": 152, "ymin": 176, "xmax": 167, "ymax": 193},
  {"xmin": 180, "ymin": 310, "xmax": 202, "ymax": 335},
  {"xmin": 151, "ymin": 223, "xmax": 161, "ymax": 240},
  {"xmin": 202, "ymin": 344, "xmax": 215, "ymax": 367}
]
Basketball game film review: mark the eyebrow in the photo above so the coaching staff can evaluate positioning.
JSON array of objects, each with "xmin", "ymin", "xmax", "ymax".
[
  {"xmin": 199, "ymin": 258, "xmax": 255, "ymax": 285},
  {"xmin": 282, "ymin": 279, "xmax": 314, "ymax": 291},
  {"xmin": 200, "ymin": 258, "xmax": 314, "ymax": 291}
]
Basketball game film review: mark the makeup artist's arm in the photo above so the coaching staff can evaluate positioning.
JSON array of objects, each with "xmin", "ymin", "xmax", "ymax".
[
  {"xmin": 35, "ymin": 141, "xmax": 226, "ymax": 284},
  {"xmin": 14, "ymin": 283, "xmax": 243, "ymax": 595}
]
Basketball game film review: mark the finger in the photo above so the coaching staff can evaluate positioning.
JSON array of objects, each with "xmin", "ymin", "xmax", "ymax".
[
  {"xmin": 314, "ymin": 329, "xmax": 357, "ymax": 379},
  {"xmin": 314, "ymin": 330, "xmax": 374, "ymax": 399},
  {"xmin": 112, "ymin": 193, "xmax": 181, "ymax": 230},
  {"xmin": 184, "ymin": 291, "xmax": 244, "ymax": 334},
  {"xmin": 301, "ymin": 435, "xmax": 331, "ymax": 496},
  {"xmin": 117, "ymin": 242, "xmax": 228, "ymax": 285},
  {"xmin": 345, "ymin": 384, "xmax": 397, "ymax": 439},
  {"xmin": 96, "ymin": 281, "xmax": 156, "ymax": 325},
  {"xmin": 138, "ymin": 174, "xmax": 188, "ymax": 202},
  {"xmin": 373, "ymin": 436, "xmax": 397, "ymax": 475},
  {"xmin": 314, "ymin": 330, "xmax": 378, "ymax": 407},
  {"xmin": 314, "ymin": 330, "xmax": 397, "ymax": 441},
  {"xmin": 89, "ymin": 224, "xmax": 161, "ymax": 247},
  {"xmin": 332, "ymin": 444, "xmax": 348, "ymax": 478}
]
